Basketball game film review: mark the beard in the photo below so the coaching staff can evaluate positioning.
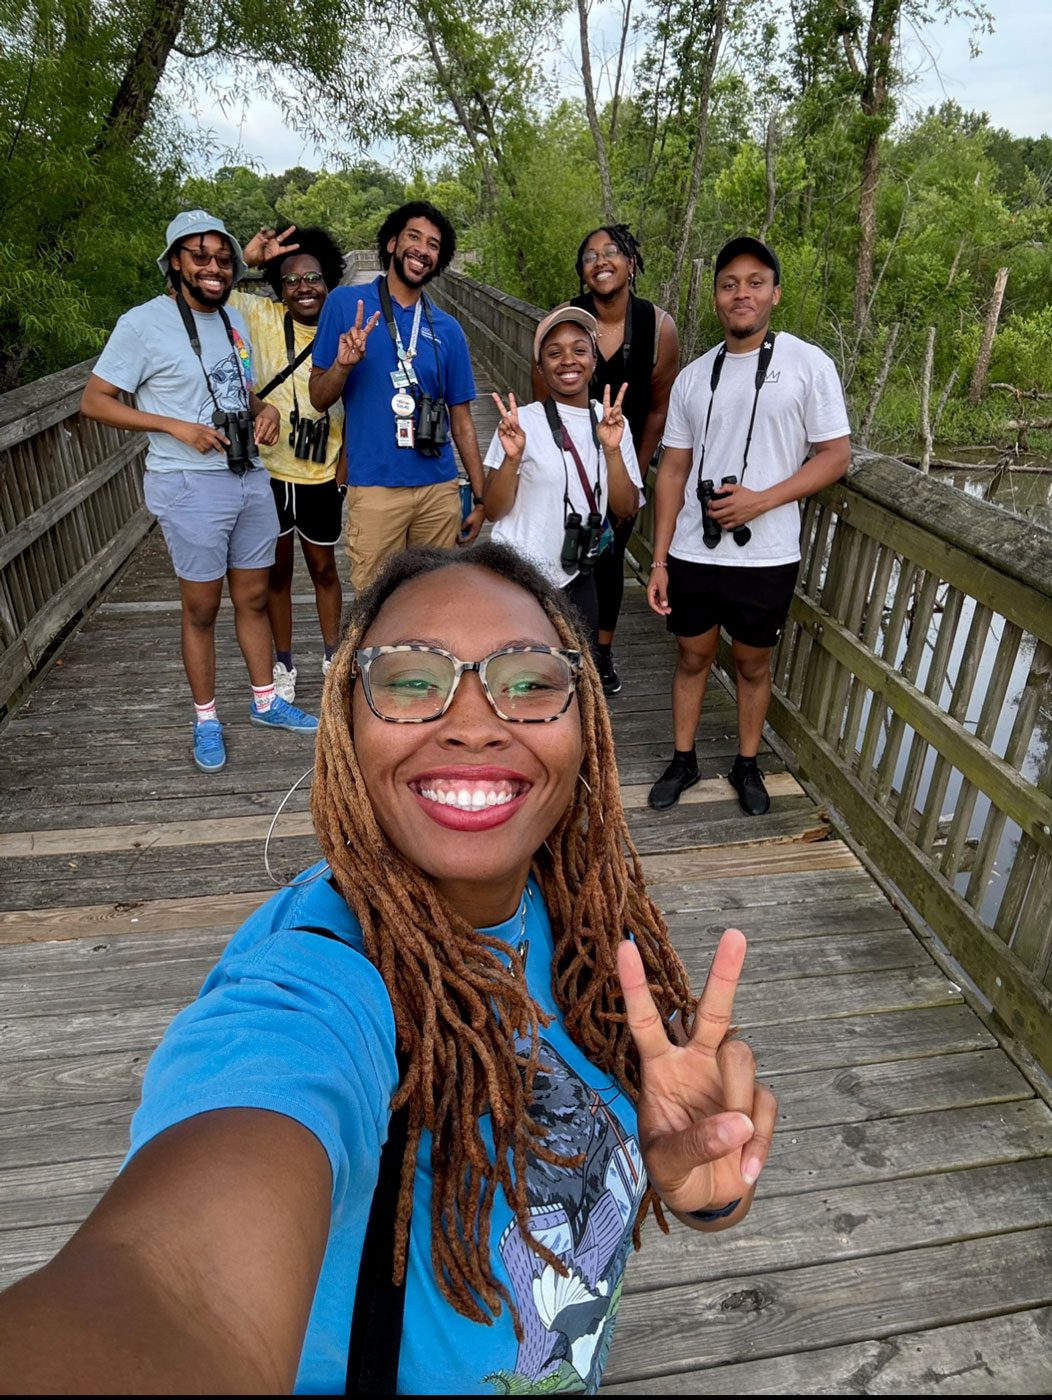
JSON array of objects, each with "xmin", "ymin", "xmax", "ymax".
[
  {"xmin": 727, "ymin": 319, "xmax": 763, "ymax": 340},
  {"xmin": 172, "ymin": 269, "xmax": 232, "ymax": 309},
  {"xmin": 393, "ymin": 249, "xmax": 437, "ymax": 287}
]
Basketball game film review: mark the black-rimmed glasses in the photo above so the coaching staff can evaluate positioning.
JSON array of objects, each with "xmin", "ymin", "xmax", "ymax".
[
  {"xmin": 353, "ymin": 644, "xmax": 582, "ymax": 723},
  {"xmin": 282, "ymin": 271, "xmax": 324, "ymax": 286}
]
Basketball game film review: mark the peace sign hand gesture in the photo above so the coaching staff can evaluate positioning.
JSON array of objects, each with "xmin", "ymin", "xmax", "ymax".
[
  {"xmin": 491, "ymin": 390, "xmax": 526, "ymax": 465},
  {"xmin": 337, "ymin": 299, "xmax": 381, "ymax": 369},
  {"xmin": 596, "ymin": 382, "xmax": 628, "ymax": 455},
  {"xmin": 618, "ymin": 928, "xmax": 777, "ymax": 1220}
]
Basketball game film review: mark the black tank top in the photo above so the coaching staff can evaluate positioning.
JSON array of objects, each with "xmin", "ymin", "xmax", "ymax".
[{"xmin": 570, "ymin": 291, "xmax": 657, "ymax": 456}]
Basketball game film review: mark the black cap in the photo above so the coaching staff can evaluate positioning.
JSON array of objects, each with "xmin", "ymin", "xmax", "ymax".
[{"xmin": 714, "ymin": 236, "xmax": 780, "ymax": 286}]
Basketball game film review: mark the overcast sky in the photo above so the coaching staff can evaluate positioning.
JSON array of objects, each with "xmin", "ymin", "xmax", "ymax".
[{"xmin": 178, "ymin": 4, "xmax": 1052, "ymax": 177}]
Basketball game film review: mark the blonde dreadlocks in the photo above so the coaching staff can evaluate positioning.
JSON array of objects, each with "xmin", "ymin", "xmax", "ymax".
[{"xmin": 311, "ymin": 543, "xmax": 694, "ymax": 1327}]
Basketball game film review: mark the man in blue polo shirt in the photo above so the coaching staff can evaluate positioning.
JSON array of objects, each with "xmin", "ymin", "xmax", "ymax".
[{"xmin": 310, "ymin": 201, "xmax": 486, "ymax": 591}]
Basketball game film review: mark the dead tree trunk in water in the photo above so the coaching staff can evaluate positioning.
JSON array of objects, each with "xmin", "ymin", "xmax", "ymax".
[
  {"xmin": 969, "ymin": 266, "xmax": 1009, "ymax": 406},
  {"xmin": 919, "ymin": 325, "xmax": 936, "ymax": 474},
  {"xmin": 858, "ymin": 320, "xmax": 900, "ymax": 447}
]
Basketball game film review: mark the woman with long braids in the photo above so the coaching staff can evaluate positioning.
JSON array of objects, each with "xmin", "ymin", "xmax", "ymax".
[
  {"xmin": 535, "ymin": 225, "xmax": 680, "ymax": 696},
  {"xmin": 0, "ymin": 543, "xmax": 777, "ymax": 1395}
]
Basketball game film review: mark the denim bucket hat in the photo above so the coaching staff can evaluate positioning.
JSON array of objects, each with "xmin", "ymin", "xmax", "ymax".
[{"xmin": 157, "ymin": 210, "xmax": 247, "ymax": 283}]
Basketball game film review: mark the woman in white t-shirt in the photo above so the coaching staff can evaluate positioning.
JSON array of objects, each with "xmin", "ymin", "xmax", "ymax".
[{"xmin": 482, "ymin": 305, "xmax": 643, "ymax": 648}]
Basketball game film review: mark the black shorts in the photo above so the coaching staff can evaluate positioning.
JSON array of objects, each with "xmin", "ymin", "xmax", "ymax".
[
  {"xmin": 665, "ymin": 557, "xmax": 799, "ymax": 648},
  {"xmin": 270, "ymin": 477, "xmax": 345, "ymax": 547}
]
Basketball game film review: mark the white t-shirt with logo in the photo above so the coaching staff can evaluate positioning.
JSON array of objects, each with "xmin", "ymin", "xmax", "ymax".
[
  {"xmin": 662, "ymin": 330, "xmax": 850, "ymax": 566},
  {"xmin": 484, "ymin": 401, "xmax": 644, "ymax": 589}
]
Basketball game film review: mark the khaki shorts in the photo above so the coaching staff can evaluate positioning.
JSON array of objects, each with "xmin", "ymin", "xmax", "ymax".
[{"xmin": 345, "ymin": 481, "xmax": 461, "ymax": 593}]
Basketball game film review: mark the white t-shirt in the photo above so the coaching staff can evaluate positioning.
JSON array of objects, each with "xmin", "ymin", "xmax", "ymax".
[
  {"xmin": 484, "ymin": 401, "xmax": 644, "ymax": 589},
  {"xmin": 662, "ymin": 330, "xmax": 850, "ymax": 566}
]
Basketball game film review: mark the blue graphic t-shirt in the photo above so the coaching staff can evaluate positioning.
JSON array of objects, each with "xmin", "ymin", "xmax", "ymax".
[
  {"xmin": 312, "ymin": 279, "xmax": 476, "ymax": 489},
  {"xmin": 94, "ymin": 295, "xmax": 254, "ymax": 473},
  {"xmin": 128, "ymin": 870, "xmax": 645, "ymax": 1394}
]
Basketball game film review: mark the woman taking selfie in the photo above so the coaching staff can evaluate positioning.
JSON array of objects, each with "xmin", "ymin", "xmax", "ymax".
[
  {"xmin": 484, "ymin": 306, "xmax": 643, "ymax": 651},
  {"xmin": 0, "ymin": 543, "xmax": 777, "ymax": 1395}
]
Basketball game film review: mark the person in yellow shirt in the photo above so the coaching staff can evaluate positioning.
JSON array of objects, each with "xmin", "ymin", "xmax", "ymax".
[{"xmin": 233, "ymin": 224, "xmax": 345, "ymax": 701}]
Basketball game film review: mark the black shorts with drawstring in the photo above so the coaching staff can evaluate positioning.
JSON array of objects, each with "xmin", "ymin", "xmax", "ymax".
[{"xmin": 665, "ymin": 557, "xmax": 799, "ymax": 648}]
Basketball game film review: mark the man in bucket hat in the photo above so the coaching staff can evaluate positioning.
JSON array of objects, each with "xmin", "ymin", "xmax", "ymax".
[{"xmin": 81, "ymin": 211, "xmax": 320, "ymax": 773}]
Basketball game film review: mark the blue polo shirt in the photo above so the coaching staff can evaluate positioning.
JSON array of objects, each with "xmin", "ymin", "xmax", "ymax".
[{"xmin": 313, "ymin": 278, "xmax": 476, "ymax": 488}]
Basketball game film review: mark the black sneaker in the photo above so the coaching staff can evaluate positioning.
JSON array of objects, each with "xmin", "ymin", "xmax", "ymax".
[
  {"xmin": 597, "ymin": 650, "xmax": 622, "ymax": 696},
  {"xmin": 648, "ymin": 754, "xmax": 700, "ymax": 810},
  {"xmin": 728, "ymin": 757, "xmax": 770, "ymax": 816}
]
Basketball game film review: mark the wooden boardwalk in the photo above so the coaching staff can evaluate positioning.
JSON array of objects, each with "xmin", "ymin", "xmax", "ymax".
[{"xmin": 1, "ymin": 393, "xmax": 1051, "ymax": 1391}]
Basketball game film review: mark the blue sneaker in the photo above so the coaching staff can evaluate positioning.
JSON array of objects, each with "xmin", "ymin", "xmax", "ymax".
[
  {"xmin": 193, "ymin": 719, "xmax": 226, "ymax": 771},
  {"xmin": 250, "ymin": 695, "xmax": 319, "ymax": 734}
]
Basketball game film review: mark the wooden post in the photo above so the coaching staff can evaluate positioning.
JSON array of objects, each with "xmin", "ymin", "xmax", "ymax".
[
  {"xmin": 968, "ymin": 266, "xmax": 1009, "ymax": 406},
  {"xmin": 858, "ymin": 321, "xmax": 900, "ymax": 447},
  {"xmin": 919, "ymin": 325, "xmax": 936, "ymax": 474}
]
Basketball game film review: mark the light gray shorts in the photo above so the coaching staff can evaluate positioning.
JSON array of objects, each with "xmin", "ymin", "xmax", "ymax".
[{"xmin": 144, "ymin": 468, "xmax": 280, "ymax": 582}]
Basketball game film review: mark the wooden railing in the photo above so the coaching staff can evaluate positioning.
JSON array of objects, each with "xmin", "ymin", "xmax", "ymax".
[
  {"xmin": 0, "ymin": 360, "xmax": 150, "ymax": 719},
  {"xmin": 433, "ymin": 270, "xmax": 1052, "ymax": 1072}
]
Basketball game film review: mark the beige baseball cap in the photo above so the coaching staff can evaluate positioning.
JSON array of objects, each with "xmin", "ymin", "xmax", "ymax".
[{"xmin": 533, "ymin": 304, "xmax": 598, "ymax": 362}]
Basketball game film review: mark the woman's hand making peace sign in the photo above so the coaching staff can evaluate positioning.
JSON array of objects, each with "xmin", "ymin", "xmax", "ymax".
[
  {"xmin": 596, "ymin": 382, "xmax": 629, "ymax": 456},
  {"xmin": 491, "ymin": 390, "xmax": 526, "ymax": 465},
  {"xmin": 618, "ymin": 928, "xmax": 777, "ymax": 1223}
]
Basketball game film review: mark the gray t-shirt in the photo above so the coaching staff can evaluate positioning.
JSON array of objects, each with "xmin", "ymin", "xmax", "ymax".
[{"xmin": 94, "ymin": 295, "xmax": 255, "ymax": 473}]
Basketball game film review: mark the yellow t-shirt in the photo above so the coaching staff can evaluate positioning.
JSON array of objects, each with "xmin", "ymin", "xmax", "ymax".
[{"xmin": 231, "ymin": 291, "xmax": 344, "ymax": 485}]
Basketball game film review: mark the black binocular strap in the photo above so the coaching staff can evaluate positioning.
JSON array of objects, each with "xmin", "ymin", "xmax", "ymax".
[
  {"xmin": 256, "ymin": 312, "xmax": 314, "ymax": 401},
  {"xmin": 175, "ymin": 294, "xmax": 248, "ymax": 419},
  {"xmin": 345, "ymin": 1089, "xmax": 411, "ymax": 1396},
  {"xmin": 696, "ymin": 332, "xmax": 776, "ymax": 487},
  {"xmin": 378, "ymin": 278, "xmax": 442, "ymax": 388},
  {"xmin": 304, "ymin": 913, "xmax": 410, "ymax": 1396}
]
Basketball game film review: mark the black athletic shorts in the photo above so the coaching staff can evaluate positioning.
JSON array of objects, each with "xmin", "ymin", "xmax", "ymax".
[
  {"xmin": 270, "ymin": 477, "xmax": 345, "ymax": 547},
  {"xmin": 665, "ymin": 557, "xmax": 800, "ymax": 648}
]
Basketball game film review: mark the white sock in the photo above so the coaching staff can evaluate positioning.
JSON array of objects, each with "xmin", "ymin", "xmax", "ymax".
[
  {"xmin": 194, "ymin": 699, "xmax": 218, "ymax": 724},
  {"xmin": 252, "ymin": 683, "xmax": 276, "ymax": 713}
]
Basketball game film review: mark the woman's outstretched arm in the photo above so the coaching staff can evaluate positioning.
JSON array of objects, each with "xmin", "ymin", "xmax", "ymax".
[{"xmin": 0, "ymin": 1108, "xmax": 332, "ymax": 1394}]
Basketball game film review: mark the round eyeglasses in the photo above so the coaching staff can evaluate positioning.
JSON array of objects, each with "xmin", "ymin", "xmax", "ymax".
[
  {"xmin": 179, "ymin": 245, "xmax": 234, "ymax": 270},
  {"xmin": 581, "ymin": 243, "xmax": 623, "ymax": 268},
  {"xmin": 282, "ymin": 271, "xmax": 324, "ymax": 286},
  {"xmin": 353, "ymin": 644, "xmax": 582, "ymax": 723}
]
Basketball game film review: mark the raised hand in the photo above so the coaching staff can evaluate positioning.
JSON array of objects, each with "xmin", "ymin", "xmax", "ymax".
[
  {"xmin": 242, "ymin": 225, "xmax": 300, "ymax": 268},
  {"xmin": 596, "ymin": 382, "xmax": 628, "ymax": 454},
  {"xmin": 618, "ymin": 928, "xmax": 776, "ymax": 1218},
  {"xmin": 491, "ymin": 390, "xmax": 526, "ymax": 463},
  {"xmin": 337, "ymin": 300, "xmax": 381, "ymax": 369}
]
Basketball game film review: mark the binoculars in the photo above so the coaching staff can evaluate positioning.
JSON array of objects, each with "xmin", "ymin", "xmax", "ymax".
[
  {"xmin": 560, "ymin": 510, "xmax": 605, "ymax": 575},
  {"xmin": 212, "ymin": 409, "xmax": 257, "ymax": 476},
  {"xmin": 697, "ymin": 474, "xmax": 752, "ymax": 548},
  {"xmin": 415, "ymin": 394, "xmax": 450, "ymax": 458},
  {"xmin": 288, "ymin": 406, "xmax": 330, "ymax": 463}
]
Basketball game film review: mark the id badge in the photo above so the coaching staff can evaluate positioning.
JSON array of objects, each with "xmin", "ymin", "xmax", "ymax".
[
  {"xmin": 396, "ymin": 417, "xmax": 415, "ymax": 448},
  {"xmin": 390, "ymin": 368, "xmax": 410, "ymax": 389}
]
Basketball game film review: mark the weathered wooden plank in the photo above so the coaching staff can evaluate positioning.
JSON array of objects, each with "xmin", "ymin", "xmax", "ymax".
[
  {"xmin": 0, "ymin": 890, "xmax": 269, "ymax": 945},
  {"xmin": 0, "ymin": 773, "xmax": 806, "ymax": 858},
  {"xmin": 601, "ymin": 1306, "xmax": 1052, "ymax": 1393},
  {"xmin": 601, "ymin": 1228, "xmax": 1052, "ymax": 1384},
  {"xmin": 625, "ymin": 1155, "xmax": 1052, "ymax": 1292},
  {"xmin": 0, "ymin": 1049, "xmax": 148, "ymax": 1113},
  {"xmin": 749, "ymin": 1006, "xmax": 994, "ymax": 1074}
]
